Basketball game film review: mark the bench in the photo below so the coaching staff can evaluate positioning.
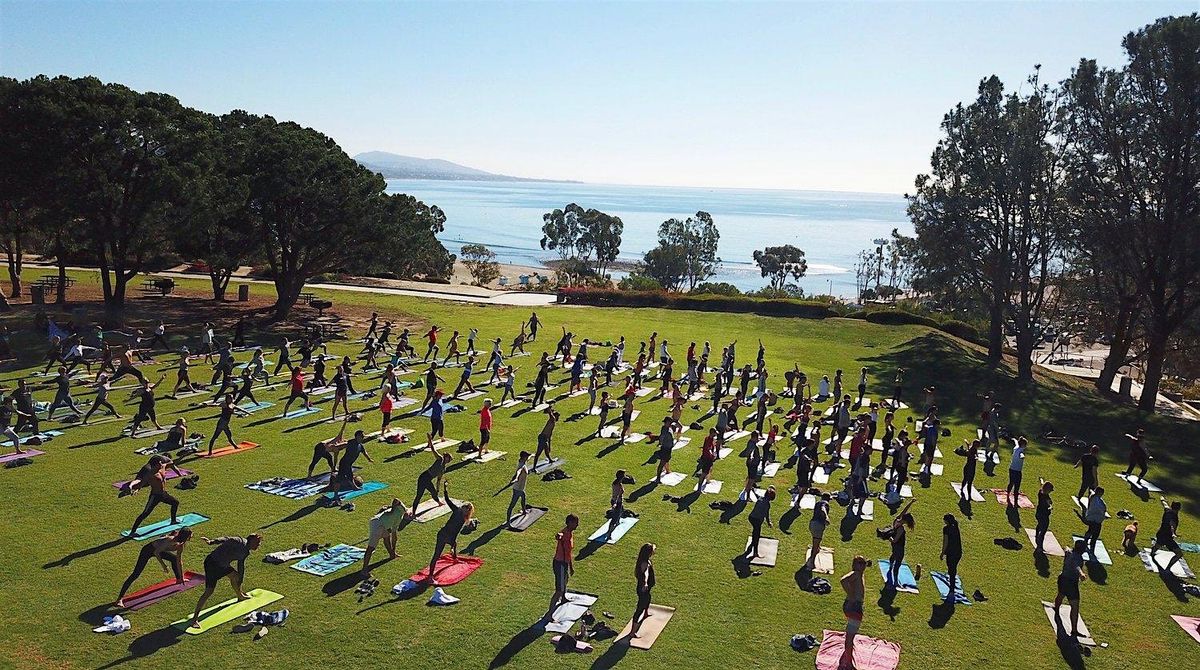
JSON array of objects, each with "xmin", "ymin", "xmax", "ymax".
[
  {"xmin": 139, "ymin": 278, "xmax": 175, "ymax": 296},
  {"xmin": 298, "ymin": 292, "xmax": 316, "ymax": 305}
]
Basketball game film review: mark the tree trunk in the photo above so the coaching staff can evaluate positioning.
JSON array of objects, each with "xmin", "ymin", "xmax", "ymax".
[
  {"xmin": 272, "ymin": 272, "xmax": 305, "ymax": 321},
  {"xmin": 54, "ymin": 238, "xmax": 67, "ymax": 305},
  {"xmin": 986, "ymin": 299, "xmax": 1005, "ymax": 365},
  {"xmin": 1096, "ymin": 300, "xmax": 1135, "ymax": 395},
  {"xmin": 1137, "ymin": 332, "xmax": 1168, "ymax": 413},
  {"xmin": 1015, "ymin": 330, "xmax": 1036, "ymax": 382},
  {"xmin": 5, "ymin": 235, "xmax": 22, "ymax": 299},
  {"xmin": 210, "ymin": 268, "xmax": 232, "ymax": 301}
]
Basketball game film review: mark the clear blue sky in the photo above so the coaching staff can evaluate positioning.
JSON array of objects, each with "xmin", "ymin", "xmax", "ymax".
[{"xmin": 1, "ymin": 1, "xmax": 1192, "ymax": 193}]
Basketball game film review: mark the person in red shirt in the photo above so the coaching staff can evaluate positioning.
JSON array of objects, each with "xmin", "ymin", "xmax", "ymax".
[
  {"xmin": 697, "ymin": 428, "xmax": 719, "ymax": 492},
  {"xmin": 477, "ymin": 398, "xmax": 493, "ymax": 457},
  {"xmin": 423, "ymin": 325, "xmax": 441, "ymax": 362},
  {"xmin": 379, "ymin": 392, "xmax": 394, "ymax": 435},
  {"xmin": 281, "ymin": 366, "xmax": 311, "ymax": 415},
  {"xmin": 546, "ymin": 513, "xmax": 579, "ymax": 619}
]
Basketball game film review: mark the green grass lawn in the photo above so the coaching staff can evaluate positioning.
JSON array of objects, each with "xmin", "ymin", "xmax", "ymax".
[{"xmin": 0, "ymin": 268, "xmax": 1197, "ymax": 670}]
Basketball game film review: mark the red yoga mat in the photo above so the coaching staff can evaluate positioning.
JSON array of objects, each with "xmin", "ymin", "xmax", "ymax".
[
  {"xmin": 122, "ymin": 571, "xmax": 205, "ymax": 611},
  {"xmin": 409, "ymin": 554, "xmax": 483, "ymax": 586},
  {"xmin": 815, "ymin": 630, "xmax": 901, "ymax": 670}
]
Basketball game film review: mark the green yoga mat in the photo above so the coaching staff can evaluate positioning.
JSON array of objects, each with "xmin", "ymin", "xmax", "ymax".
[
  {"xmin": 121, "ymin": 513, "xmax": 209, "ymax": 540},
  {"xmin": 172, "ymin": 589, "xmax": 283, "ymax": 634}
]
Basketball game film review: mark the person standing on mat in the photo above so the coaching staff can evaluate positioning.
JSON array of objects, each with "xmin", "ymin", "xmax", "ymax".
[
  {"xmin": 424, "ymin": 484, "xmax": 473, "ymax": 583},
  {"xmin": 409, "ymin": 436, "xmax": 452, "ymax": 516},
  {"xmin": 187, "ymin": 533, "xmax": 263, "ymax": 629},
  {"xmin": 361, "ymin": 498, "xmax": 405, "ymax": 578},
  {"xmin": 329, "ymin": 366, "xmax": 351, "ymax": 421},
  {"xmin": 111, "ymin": 347, "xmax": 148, "ymax": 385},
  {"xmin": 804, "ymin": 492, "xmax": 832, "ymax": 570},
  {"xmin": 281, "ymin": 366, "xmax": 311, "ymax": 416},
  {"xmin": 839, "ymin": 556, "xmax": 869, "ymax": 670},
  {"xmin": 1151, "ymin": 497, "xmax": 1184, "ymax": 574},
  {"xmin": 171, "ymin": 353, "xmax": 195, "ymax": 397},
  {"xmin": 427, "ymin": 389, "xmax": 448, "ymax": 441},
  {"xmin": 231, "ymin": 368, "xmax": 259, "ymax": 409},
  {"xmin": 83, "ymin": 374, "xmax": 122, "ymax": 425},
  {"xmin": 307, "ymin": 421, "xmax": 348, "ymax": 479},
  {"xmin": 630, "ymin": 542, "xmax": 657, "ymax": 639},
  {"xmin": 46, "ymin": 367, "xmax": 83, "ymax": 420},
  {"xmin": 1006, "ymin": 436, "xmax": 1028, "ymax": 507},
  {"xmin": 882, "ymin": 500, "xmax": 915, "ymax": 588},
  {"xmin": 607, "ymin": 470, "xmax": 627, "ymax": 537},
  {"xmin": 420, "ymin": 363, "xmax": 444, "ymax": 411},
  {"xmin": 1053, "ymin": 539, "xmax": 1088, "ymax": 639},
  {"xmin": 1081, "ymin": 487, "xmax": 1107, "ymax": 554},
  {"xmin": 855, "ymin": 366, "xmax": 868, "ymax": 408},
  {"xmin": 956, "ymin": 439, "xmax": 980, "ymax": 501},
  {"xmin": 127, "ymin": 454, "xmax": 182, "ymax": 537},
  {"xmin": 546, "ymin": 513, "xmax": 578, "ymax": 618},
  {"xmin": 1034, "ymin": 478, "xmax": 1055, "ymax": 554},
  {"xmin": 423, "ymin": 325, "xmax": 440, "ymax": 362},
  {"xmin": 208, "ymin": 394, "xmax": 249, "ymax": 455},
  {"xmin": 116, "ymin": 527, "xmax": 193, "ymax": 608},
  {"xmin": 940, "ymin": 514, "xmax": 963, "ymax": 604},
  {"xmin": 0, "ymin": 395, "xmax": 29, "ymax": 454},
  {"xmin": 328, "ymin": 429, "xmax": 373, "ymax": 505},
  {"xmin": 1074, "ymin": 445, "xmax": 1100, "ymax": 499},
  {"xmin": 654, "ymin": 416, "xmax": 676, "ymax": 482},
  {"xmin": 272, "ymin": 338, "xmax": 293, "ymax": 377},
  {"xmin": 1123, "ymin": 428, "xmax": 1150, "ymax": 480},
  {"xmin": 477, "ymin": 398, "xmax": 493, "ymax": 458},
  {"xmin": 697, "ymin": 428, "xmax": 719, "ymax": 493},
  {"xmin": 534, "ymin": 407, "xmax": 559, "ymax": 467},
  {"xmin": 505, "ymin": 451, "xmax": 532, "ymax": 524},
  {"xmin": 452, "ymin": 355, "xmax": 476, "ymax": 397},
  {"xmin": 128, "ymin": 376, "xmax": 166, "ymax": 438},
  {"xmin": 745, "ymin": 486, "xmax": 775, "ymax": 559}
]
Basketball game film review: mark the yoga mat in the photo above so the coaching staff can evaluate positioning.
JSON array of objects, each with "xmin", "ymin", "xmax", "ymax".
[
  {"xmin": 1024, "ymin": 528, "xmax": 1065, "ymax": 557},
  {"xmin": 701, "ymin": 479, "xmax": 723, "ymax": 494},
  {"xmin": 1115, "ymin": 472, "xmax": 1163, "ymax": 492},
  {"xmin": 281, "ymin": 406, "xmax": 320, "ymax": 419},
  {"xmin": 1071, "ymin": 536, "xmax": 1113, "ymax": 565},
  {"xmin": 717, "ymin": 447, "xmax": 733, "ymax": 460},
  {"xmin": 794, "ymin": 494, "xmax": 817, "ymax": 510},
  {"xmin": 507, "ymin": 506, "xmax": 547, "ymax": 531},
  {"xmin": 238, "ymin": 400, "xmax": 274, "ymax": 413},
  {"xmin": 530, "ymin": 458, "xmax": 565, "ymax": 474},
  {"xmin": 203, "ymin": 441, "xmax": 259, "ymax": 459},
  {"xmin": 1073, "ymin": 496, "xmax": 1111, "ymax": 519},
  {"xmin": 588, "ymin": 516, "xmax": 638, "ymax": 544},
  {"xmin": 931, "ymin": 571, "xmax": 971, "ymax": 605},
  {"xmin": 453, "ymin": 390, "xmax": 485, "ymax": 401},
  {"xmin": 672, "ymin": 437, "xmax": 691, "ymax": 450},
  {"xmin": 1170, "ymin": 615, "xmax": 1200, "ymax": 645},
  {"xmin": 125, "ymin": 427, "xmax": 171, "ymax": 438},
  {"xmin": 122, "ymin": 571, "xmax": 204, "ymax": 611},
  {"xmin": 951, "ymin": 482, "xmax": 984, "ymax": 502},
  {"xmin": 812, "ymin": 467, "xmax": 830, "ymax": 485},
  {"xmin": 173, "ymin": 589, "xmax": 283, "ymax": 635},
  {"xmin": 810, "ymin": 546, "xmax": 835, "ymax": 574},
  {"xmin": 113, "ymin": 468, "xmax": 193, "ymax": 489},
  {"xmin": 122, "ymin": 513, "xmax": 209, "ymax": 540},
  {"xmin": 815, "ymin": 630, "xmax": 901, "ymax": 670},
  {"xmin": 412, "ymin": 497, "xmax": 465, "ymax": 522},
  {"xmin": 1138, "ymin": 549, "xmax": 1196, "ymax": 579},
  {"xmin": 851, "ymin": 499, "xmax": 875, "ymax": 521},
  {"xmin": 762, "ymin": 462, "xmax": 781, "ymax": 478},
  {"xmin": 1042, "ymin": 600, "xmax": 1097, "ymax": 646},
  {"xmin": 618, "ymin": 603, "xmax": 675, "ymax": 649},
  {"xmin": 0, "ymin": 449, "xmax": 44, "ymax": 464},
  {"xmin": 1180, "ymin": 542, "xmax": 1200, "ymax": 554},
  {"xmin": 745, "ymin": 536, "xmax": 779, "ymax": 567},
  {"xmin": 19, "ymin": 432, "xmax": 61, "ymax": 445},
  {"xmin": 655, "ymin": 471, "xmax": 686, "ymax": 486},
  {"xmin": 546, "ymin": 591, "xmax": 600, "ymax": 633},
  {"xmin": 462, "ymin": 450, "xmax": 505, "ymax": 464},
  {"xmin": 323, "ymin": 481, "xmax": 387, "ymax": 502},
  {"xmin": 291, "ymin": 544, "xmax": 365, "ymax": 576},
  {"xmin": 430, "ymin": 438, "xmax": 460, "ymax": 450},
  {"xmin": 990, "ymin": 488, "xmax": 1034, "ymax": 509},
  {"xmin": 722, "ymin": 430, "xmax": 750, "ymax": 442},
  {"xmin": 410, "ymin": 554, "xmax": 483, "ymax": 586},
  {"xmin": 246, "ymin": 471, "xmax": 348, "ymax": 499},
  {"xmin": 877, "ymin": 559, "xmax": 919, "ymax": 593}
]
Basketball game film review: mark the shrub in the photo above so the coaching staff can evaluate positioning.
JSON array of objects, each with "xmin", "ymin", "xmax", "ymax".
[
  {"xmin": 939, "ymin": 319, "xmax": 981, "ymax": 343},
  {"xmin": 617, "ymin": 274, "xmax": 664, "ymax": 292},
  {"xmin": 460, "ymin": 243, "xmax": 500, "ymax": 286},
  {"xmin": 557, "ymin": 288, "xmax": 834, "ymax": 318},
  {"xmin": 691, "ymin": 281, "xmax": 741, "ymax": 296}
]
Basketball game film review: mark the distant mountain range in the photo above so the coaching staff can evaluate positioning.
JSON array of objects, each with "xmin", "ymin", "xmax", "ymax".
[{"xmin": 353, "ymin": 151, "xmax": 578, "ymax": 183}]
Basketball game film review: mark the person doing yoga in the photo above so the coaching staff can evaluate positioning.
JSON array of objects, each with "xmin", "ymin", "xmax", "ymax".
[
  {"xmin": 839, "ymin": 556, "xmax": 869, "ymax": 670},
  {"xmin": 424, "ymin": 484, "xmax": 472, "ymax": 583},
  {"xmin": 187, "ymin": 534, "xmax": 263, "ymax": 629},
  {"xmin": 409, "ymin": 435, "xmax": 452, "ymax": 516},
  {"xmin": 116, "ymin": 528, "xmax": 193, "ymax": 607}
]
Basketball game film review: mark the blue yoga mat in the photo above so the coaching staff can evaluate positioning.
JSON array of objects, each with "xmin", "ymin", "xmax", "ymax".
[
  {"xmin": 19, "ymin": 430, "xmax": 63, "ymax": 444},
  {"xmin": 246, "ymin": 473, "xmax": 333, "ymax": 499},
  {"xmin": 1071, "ymin": 536, "xmax": 1113, "ymax": 565},
  {"xmin": 1179, "ymin": 541, "xmax": 1200, "ymax": 554},
  {"xmin": 282, "ymin": 406, "xmax": 320, "ymax": 419},
  {"xmin": 323, "ymin": 481, "xmax": 387, "ymax": 501},
  {"xmin": 932, "ymin": 571, "xmax": 971, "ymax": 605},
  {"xmin": 122, "ymin": 513, "xmax": 209, "ymax": 540},
  {"xmin": 877, "ymin": 559, "xmax": 919, "ymax": 592},
  {"xmin": 588, "ymin": 516, "xmax": 638, "ymax": 544},
  {"xmin": 238, "ymin": 401, "xmax": 275, "ymax": 413},
  {"xmin": 291, "ymin": 544, "xmax": 365, "ymax": 576}
]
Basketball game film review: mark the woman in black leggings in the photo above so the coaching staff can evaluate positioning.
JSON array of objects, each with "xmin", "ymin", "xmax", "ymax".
[
  {"xmin": 940, "ymin": 514, "xmax": 963, "ymax": 603},
  {"xmin": 630, "ymin": 542, "xmax": 656, "ymax": 637},
  {"xmin": 424, "ymin": 484, "xmax": 473, "ymax": 582},
  {"xmin": 116, "ymin": 528, "xmax": 192, "ymax": 607}
]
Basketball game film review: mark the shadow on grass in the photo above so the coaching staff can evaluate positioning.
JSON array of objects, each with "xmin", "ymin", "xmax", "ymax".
[
  {"xmin": 259, "ymin": 503, "xmax": 322, "ymax": 530},
  {"xmin": 779, "ymin": 506, "xmax": 801, "ymax": 535},
  {"xmin": 928, "ymin": 600, "xmax": 955, "ymax": 629},
  {"xmin": 626, "ymin": 479, "xmax": 659, "ymax": 503},
  {"xmin": 489, "ymin": 620, "xmax": 546, "ymax": 668},
  {"xmin": 588, "ymin": 637, "xmax": 631, "ymax": 670},
  {"xmin": 464, "ymin": 523, "xmax": 506, "ymax": 555},
  {"xmin": 876, "ymin": 587, "xmax": 901, "ymax": 620},
  {"xmin": 838, "ymin": 510, "xmax": 863, "ymax": 542},
  {"xmin": 94, "ymin": 625, "xmax": 186, "ymax": 670},
  {"xmin": 44, "ymin": 536, "xmax": 128, "ymax": 569}
]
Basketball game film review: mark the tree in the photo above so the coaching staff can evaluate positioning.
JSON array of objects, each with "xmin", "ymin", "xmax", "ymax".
[
  {"xmin": 540, "ymin": 204, "xmax": 623, "ymax": 280},
  {"xmin": 854, "ymin": 249, "xmax": 874, "ymax": 302},
  {"xmin": 640, "ymin": 211, "xmax": 722, "ymax": 291},
  {"xmin": 460, "ymin": 243, "xmax": 499, "ymax": 286},
  {"xmin": 1061, "ymin": 15, "xmax": 1200, "ymax": 409},
  {"xmin": 241, "ymin": 114, "xmax": 388, "ymax": 319},
  {"xmin": 365, "ymin": 194, "xmax": 454, "ymax": 281},
  {"xmin": 752, "ymin": 244, "xmax": 807, "ymax": 290},
  {"xmin": 617, "ymin": 274, "xmax": 663, "ymax": 292},
  {"xmin": 0, "ymin": 77, "xmax": 42, "ymax": 298},
  {"xmin": 906, "ymin": 72, "xmax": 1065, "ymax": 381}
]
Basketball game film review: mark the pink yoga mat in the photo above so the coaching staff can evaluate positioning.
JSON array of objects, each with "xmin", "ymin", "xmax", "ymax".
[
  {"xmin": 0, "ymin": 449, "xmax": 44, "ymax": 464},
  {"xmin": 123, "ymin": 571, "xmax": 205, "ymax": 611},
  {"xmin": 113, "ymin": 469, "xmax": 193, "ymax": 489},
  {"xmin": 410, "ymin": 555, "xmax": 483, "ymax": 586},
  {"xmin": 1171, "ymin": 615, "xmax": 1200, "ymax": 645},
  {"xmin": 815, "ymin": 630, "xmax": 901, "ymax": 670},
  {"xmin": 990, "ymin": 488, "xmax": 1034, "ymax": 509}
]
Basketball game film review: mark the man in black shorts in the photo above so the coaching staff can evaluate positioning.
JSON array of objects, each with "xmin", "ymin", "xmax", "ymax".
[
  {"xmin": 1151, "ymin": 497, "xmax": 1185, "ymax": 574},
  {"xmin": 187, "ymin": 533, "xmax": 263, "ymax": 628}
]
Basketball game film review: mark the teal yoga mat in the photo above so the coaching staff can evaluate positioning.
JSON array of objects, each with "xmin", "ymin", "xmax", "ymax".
[
  {"xmin": 588, "ymin": 516, "xmax": 638, "ymax": 544},
  {"xmin": 291, "ymin": 544, "xmax": 365, "ymax": 576},
  {"xmin": 322, "ymin": 481, "xmax": 387, "ymax": 501},
  {"xmin": 282, "ymin": 406, "xmax": 320, "ymax": 419},
  {"xmin": 122, "ymin": 513, "xmax": 209, "ymax": 540},
  {"xmin": 932, "ymin": 571, "xmax": 971, "ymax": 605},
  {"xmin": 877, "ymin": 559, "xmax": 919, "ymax": 592}
]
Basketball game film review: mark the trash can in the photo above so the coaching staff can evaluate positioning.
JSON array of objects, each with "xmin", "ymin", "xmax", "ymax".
[
  {"xmin": 1118, "ymin": 375, "xmax": 1133, "ymax": 399},
  {"xmin": 30, "ymin": 285, "xmax": 44, "ymax": 305},
  {"xmin": 238, "ymin": 284, "xmax": 250, "ymax": 302}
]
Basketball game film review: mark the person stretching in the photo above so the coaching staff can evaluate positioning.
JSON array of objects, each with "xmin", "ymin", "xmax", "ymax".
[
  {"xmin": 424, "ymin": 484, "xmax": 472, "ymax": 583},
  {"xmin": 187, "ymin": 534, "xmax": 263, "ymax": 628},
  {"xmin": 281, "ymin": 366, "xmax": 311, "ymax": 416},
  {"xmin": 1034, "ymin": 478, "xmax": 1055, "ymax": 554},
  {"xmin": 1151, "ymin": 497, "xmax": 1184, "ymax": 574},
  {"xmin": 882, "ymin": 500, "xmax": 915, "ymax": 589},
  {"xmin": 745, "ymin": 486, "xmax": 775, "ymax": 559},
  {"xmin": 1006, "ymin": 436, "xmax": 1028, "ymax": 506},
  {"xmin": 208, "ymin": 395, "xmax": 249, "ymax": 455},
  {"xmin": 608, "ymin": 470, "xmax": 627, "ymax": 537},
  {"xmin": 409, "ymin": 435, "xmax": 452, "ymax": 516},
  {"xmin": 127, "ymin": 455, "xmax": 182, "ymax": 537},
  {"xmin": 116, "ymin": 528, "xmax": 193, "ymax": 607},
  {"xmin": 940, "ymin": 514, "xmax": 963, "ymax": 604},
  {"xmin": 1053, "ymin": 539, "xmax": 1089, "ymax": 639},
  {"xmin": 361, "ymin": 498, "xmax": 405, "ymax": 578},
  {"xmin": 546, "ymin": 513, "xmax": 577, "ymax": 618},
  {"xmin": 505, "ymin": 451, "xmax": 532, "ymax": 525},
  {"xmin": 630, "ymin": 542, "xmax": 657, "ymax": 639}
]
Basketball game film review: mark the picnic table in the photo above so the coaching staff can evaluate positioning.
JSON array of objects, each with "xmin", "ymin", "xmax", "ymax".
[{"xmin": 140, "ymin": 278, "xmax": 175, "ymax": 296}]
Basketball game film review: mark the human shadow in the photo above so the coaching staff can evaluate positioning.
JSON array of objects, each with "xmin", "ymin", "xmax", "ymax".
[
  {"xmin": 1034, "ymin": 550, "xmax": 1051, "ymax": 578},
  {"xmin": 667, "ymin": 489, "xmax": 701, "ymax": 513},
  {"xmin": 876, "ymin": 587, "xmax": 901, "ymax": 620},
  {"xmin": 779, "ymin": 506, "xmax": 801, "ymax": 535},
  {"xmin": 323, "ymin": 570, "xmax": 366, "ymax": 597},
  {"xmin": 44, "ymin": 536, "xmax": 128, "ymax": 569},
  {"xmin": 839, "ymin": 510, "xmax": 863, "ymax": 542},
  {"xmin": 730, "ymin": 554, "xmax": 755, "ymax": 579},
  {"xmin": 464, "ymin": 523, "xmax": 506, "ymax": 555},
  {"xmin": 93, "ymin": 625, "xmax": 186, "ymax": 670},
  {"xmin": 589, "ymin": 635, "xmax": 632, "ymax": 670},
  {"xmin": 259, "ymin": 503, "xmax": 322, "ymax": 530},
  {"xmin": 928, "ymin": 600, "xmax": 955, "ymax": 629},
  {"xmin": 594, "ymin": 440, "xmax": 623, "ymax": 460},
  {"xmin": 489, "ymin": 620, "xmax": 547, "ymax": 668},
  {"xmin": 718, "ymin": 497, "xmax": 747, "ymax": 524},
  {"xmin": 957, "ymin": 497, "xmax": 974, "ymax": 520},
  {"xmin": 626, "ymin": 480, "xmax": 659, "ymax": 503}
]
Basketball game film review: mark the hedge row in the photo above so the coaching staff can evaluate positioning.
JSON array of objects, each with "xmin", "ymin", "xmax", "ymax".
[
  {"xmin": 557, "ymin": 288, "xmax": 985, "ymax": 344},
  {"xmin": 556, "ymin": 288, "xmax": 835, "ymax": 318}
]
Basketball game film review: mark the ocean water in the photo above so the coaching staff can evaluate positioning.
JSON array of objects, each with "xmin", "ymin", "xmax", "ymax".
[{"xmin": 384, "ymin": 179, "xmax": 911, "ymax": 296}]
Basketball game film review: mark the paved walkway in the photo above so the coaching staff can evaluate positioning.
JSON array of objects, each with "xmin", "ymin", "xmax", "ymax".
[{"xmin": 1038, "ymin": 361, "xmax": 1198, "ymax": 422}]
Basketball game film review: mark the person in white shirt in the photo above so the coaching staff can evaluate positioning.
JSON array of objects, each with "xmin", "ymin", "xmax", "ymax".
[
  {"xmin": 505, "ymin": 451, "xmax": 532, "ymax": 525},
  {"xmin": 1082, "ymin": 487, "xmax": 1107, "ymax": 553},
  {"xmin": 1006, "ymin": 436, "xmax": 1028, "ymax": 506},
  {"xmin": 467, "ymin": 328, "xmax": 479, "ymax": 355},
  {"xmin": 659, "ymin": 340, "xmax": 670, "ymax": 366},
  {"xmin": 817, "ymin": 375, "xmax": 831, "ymax": 401}
]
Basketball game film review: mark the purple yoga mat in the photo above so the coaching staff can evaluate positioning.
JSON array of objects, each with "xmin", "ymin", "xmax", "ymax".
[
  {"xmin": 123, "ymin": 571, "xmax": 205, "ymax": 611},
  {"xmin": 0, "ymin": 449, "xmax": 44, "ymax": 464},
  {"xmin": 113, "ymin": 469, "xmax": 194, "ymax": 489}
]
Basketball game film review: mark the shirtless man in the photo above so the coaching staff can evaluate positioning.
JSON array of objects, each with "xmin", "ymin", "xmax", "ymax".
[
  {"xmin": 127, "ymin": 454, "xmax": 183, "ymax": 537},
  {"xmin": 110, "ymin": 347, "xmax": 148, "ymax": 385},
  {"xmin": 839, "ymin": 556, "xmax": 869, "ymax": 670}
]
